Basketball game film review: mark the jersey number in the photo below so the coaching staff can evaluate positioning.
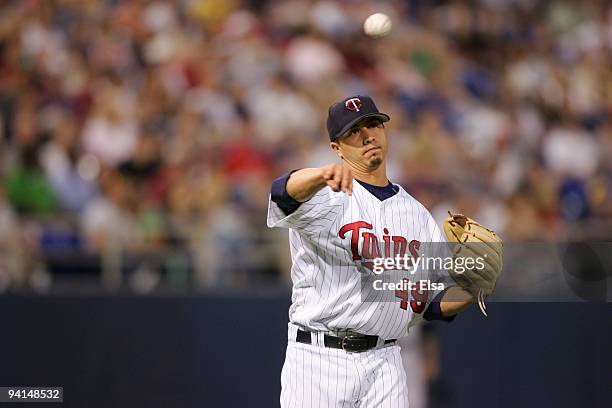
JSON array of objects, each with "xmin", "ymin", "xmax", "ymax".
[{"xmin": 395, "ymin": 278, "xmax": 428, "ymax": 313}]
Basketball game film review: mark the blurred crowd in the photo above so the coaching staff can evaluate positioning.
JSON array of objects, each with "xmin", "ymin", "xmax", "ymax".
[{"xmin": 0, "ymin": 0, "xmax": 611, "ymax": 292}]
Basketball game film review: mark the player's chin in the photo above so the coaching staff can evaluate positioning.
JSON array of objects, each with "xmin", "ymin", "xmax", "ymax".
[{"xmin": 366, "ymin": 157, "xmax": 383, "ymax": 170}]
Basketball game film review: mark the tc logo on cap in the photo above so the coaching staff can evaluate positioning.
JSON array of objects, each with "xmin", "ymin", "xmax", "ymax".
[{"xmin": 345, "ymin": 98, "xmax": 363, "ymax": 112}]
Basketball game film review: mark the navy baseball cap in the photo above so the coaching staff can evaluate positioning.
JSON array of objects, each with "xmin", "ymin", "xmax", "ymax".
[{"xmin": 326, "ymin": 95, "xmax": 390, "ymax": 142}]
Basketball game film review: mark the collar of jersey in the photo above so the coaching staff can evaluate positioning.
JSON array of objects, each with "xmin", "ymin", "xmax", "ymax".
[{"xmin": 355, "ymin": 179, "xmax": 400, "ymax": 202}]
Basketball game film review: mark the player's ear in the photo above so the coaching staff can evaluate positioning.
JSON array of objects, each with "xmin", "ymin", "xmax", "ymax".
[{"xmin": 330, "ymin": 142, "xmax": 344, "ymax": 160}]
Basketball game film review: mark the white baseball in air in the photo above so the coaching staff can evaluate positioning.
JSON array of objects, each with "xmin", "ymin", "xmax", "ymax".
[{"xmin": 363, "ymin": 13, "xmax": 392, "ymax": 38}]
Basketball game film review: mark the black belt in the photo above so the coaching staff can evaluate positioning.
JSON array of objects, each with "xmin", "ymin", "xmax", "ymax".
[{"xmin": 296, "ymin": 329, "xmax": 396, "ymax": 352}]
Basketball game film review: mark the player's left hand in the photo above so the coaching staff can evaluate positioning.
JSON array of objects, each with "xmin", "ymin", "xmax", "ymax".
[{"xmin": 443, "ymin": 212, "xmax": 503, "ymax": 317}]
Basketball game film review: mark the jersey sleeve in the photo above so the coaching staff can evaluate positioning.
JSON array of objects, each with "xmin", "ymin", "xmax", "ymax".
[
  {"xmin": 266, "ymin": 176, "xmax": 344, "ymax": 235},
  {"xmin": 270, "ymin": 171, "xmax": 303, "ymax": 216}
]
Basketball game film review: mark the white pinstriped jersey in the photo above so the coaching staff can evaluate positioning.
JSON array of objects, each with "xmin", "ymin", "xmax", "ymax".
[{"xmin": 267, "ymin": 180, "xmax": 452, "ymax": 340}]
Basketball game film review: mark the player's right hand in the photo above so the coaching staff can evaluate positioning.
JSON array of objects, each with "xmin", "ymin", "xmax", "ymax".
[{"xmin": 321, "ymin": 164, "xmax": 353, "ymax": 195}]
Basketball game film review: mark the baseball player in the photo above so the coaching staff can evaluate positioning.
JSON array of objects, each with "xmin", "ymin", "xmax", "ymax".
[{"xmin": 267, "ymin": 95, "xmax": 502, "ymax": 407}]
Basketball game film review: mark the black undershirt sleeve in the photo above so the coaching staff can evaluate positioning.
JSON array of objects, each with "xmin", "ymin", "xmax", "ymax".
[{"xmin": 270, "ymin": 170, "xmax": 302, "ymax": 216}]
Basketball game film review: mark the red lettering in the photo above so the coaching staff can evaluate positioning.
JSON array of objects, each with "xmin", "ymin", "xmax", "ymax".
[
  {"xmin": 395, "ymin": 278, "xmax": 409, "ymax": 310},
  {"xmin": 339, "ymin": 223, "xmax": 422, "ymax": 278},
  {"xmin": 395, "ymin": 278, "xmax": 429, "ymax": 313},
  {"xmin": 361, "ymin": 232, "xmax": 381, "ymax": 259},
  {"xmin": 339, "ymin": 221, "xmax": 373, "ymax": 261},
  {"xmin": 383, "ymin": 228, "xmax": 391, "ymax": 258},
  {"xmin": 410, "ymin": 283, "xmax": 428, "ymax": 314},
  {"xmin": 409, "ymin": 240, "xmax": 420, "ymax": 260},
  {"xmin": 392, "ymin": 236, "xmax": 408, "ymax": 263},
  {"xmin": 361, "ymin": 232, "xmax": 381, "ymax": 270}
]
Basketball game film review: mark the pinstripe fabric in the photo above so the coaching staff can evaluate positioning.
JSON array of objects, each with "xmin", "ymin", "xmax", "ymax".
[
  {"xmin": 269, "ymin": 180, "xmax": 452, "ymax": 407},
  {"xmin": 267, "ymin": 181, "xmax": 452, "ymax": 339},
  {"xmin": 281, "ymin": 325, "xmax": 409, "ymax": 408}
]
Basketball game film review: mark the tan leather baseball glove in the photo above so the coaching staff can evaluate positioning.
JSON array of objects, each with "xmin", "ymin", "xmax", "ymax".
[{"xmin": 443, "ymin": 212, "xmax": 503, "ymax": 317}]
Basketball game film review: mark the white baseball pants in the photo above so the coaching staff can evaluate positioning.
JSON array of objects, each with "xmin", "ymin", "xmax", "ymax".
[{"xmin": 280, "ymin": 324, "xmax": 409, "ymax": 408}]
